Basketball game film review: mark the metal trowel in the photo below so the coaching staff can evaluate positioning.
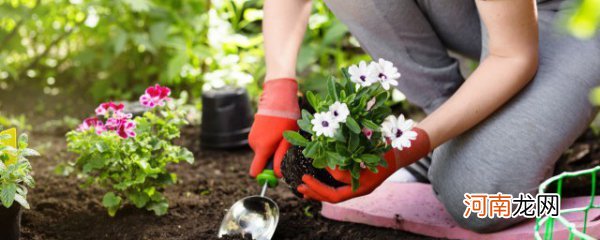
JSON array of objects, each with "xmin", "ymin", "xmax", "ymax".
[{"xmin": 218, "ymin": 160, "xmax": 279, "ymax": 240}]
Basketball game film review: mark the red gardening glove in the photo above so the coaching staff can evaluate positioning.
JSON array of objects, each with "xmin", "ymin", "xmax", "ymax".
[
  {"xmin": 248, "ymin": 78, "xmax": 300, "ymax": 178},
  {"xmin": 297, "ymin": 128, "xmax": 430, "ymax": 203}
]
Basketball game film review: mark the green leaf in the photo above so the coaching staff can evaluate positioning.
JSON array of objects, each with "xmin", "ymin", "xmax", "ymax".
[
  {"xmin": 283, "ymin": 131, "xmax": 309, "ymax": 147},
  {"xmin": 128, "ymin": 191, "xmax": 149, "ymax": 208},
  {"xmin": 348, "ymin": 133, "xmax": 359, "ymax": 152},
  {"xmin": 312, "ymin": 157, "xmax": 328, "ymax": 169},
  {"xmin": 298, "ymin": 119, "xmax": 314, "ymax": 134},
  {"xmin": 350, "ymin": 164, "xmax": 361, "ymax": 179},
  {"xmin": 20, "ymin": 148, "xmax": 39, "ymax": 157},
  {"xmin": 368, "ymin": 166, "xmax": 379, "ymax": 174},
  {"xmin": 333, "ymin": 129, "xmax": 345, "ymax": 143},
  {"xmin": 18, "ymin": 134, "xmax": 28, "ymax": 149},
  {"xmin": 361, "ymin": 154, "xmax": 381, "ymax": 164},
  {"xmin": 301, "ymin": 109, "xmax": 313, "ymax": 121},
  {"xmin": 179, "ymin": 148, "xmax": 194, "ymax": 164},
  {"xmin": 83, "ymin": 156, "xmax": 107, "ymax": 173},
  {"xmin": 95, "ymin": 142, "xmax": 108, "ymax": 153},
  {"xmin": 346, "ymin": 117, "xmax": 361, "ymax": 134},
  {"xmin": 351, "ymin": 177, "xmax": 360, "ymax": 191},
  {"xmin": 303, "ymin": 142, "xmax": 318, "ymax": 158},
  {"xmin": 0, "ymin": 183, "xmax": 16, "ymax": 208},
  {"xmin": 372, "ymin": 92, "xmax": 389, "ymax": 110},
  {"xmin": 14, "ymin": 194, "xmax": 29, "ymax": 209},
  {"xmin": 327, "ymin": 151, "xmax": 345, "ymax": 167},
  {"xmin": 362, "ymin": 120, "xmax": 380, "ymax": 131},
  {"xmin": 102, "ymin": 192, "xmax": 122, "ymax": 208},
  {"xmin": 327, "ymin": 77, "xmax": 338, "ymax": 101},
  {"xmin": 306, "ymin": 91, "xmax": 319, "ymax": 110},
  {"xmin": 148, "ymin": 202, "xmax": 169, "ymax": 216}
]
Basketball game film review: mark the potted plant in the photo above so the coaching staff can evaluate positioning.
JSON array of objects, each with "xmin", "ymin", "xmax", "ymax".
[
  {"xmin": 200, "ymin": 68, "xmax": 254, "ymax": 149},
  {"xmin": 63, "ymin": 84, "xmax": 194, "ymax": 216},
  {"xmin": 281, "ymin": 59, "xmax": 414, "ymax": 193},
  {"xmin": 0, "ymin": 128, "xmax": 37, "ymax": 240}
]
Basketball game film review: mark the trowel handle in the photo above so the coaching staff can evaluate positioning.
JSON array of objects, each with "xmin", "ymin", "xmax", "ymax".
[{"xmin": 257, "ymin": 159, "xmax": 278, "ymax": 188}]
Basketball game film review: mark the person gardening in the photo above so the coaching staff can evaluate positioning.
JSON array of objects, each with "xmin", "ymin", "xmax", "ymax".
[{"xmin": 248, "ymin": 0, "xmax": 600, "ymax": 233}]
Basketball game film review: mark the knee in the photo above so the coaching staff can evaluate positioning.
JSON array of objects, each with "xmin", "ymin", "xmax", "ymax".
[
  {"xmin": 432, "ymin": 186, "xmax": 522, "ymax": 233},
  {"xmin": 431, "ymin": 176, "xmax": 525, "ymax": 233}
]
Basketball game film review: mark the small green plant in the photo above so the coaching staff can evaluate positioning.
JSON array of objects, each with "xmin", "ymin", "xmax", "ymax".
[
  {"xmin": 0, "ymin": 128, "xmax": 37, "ymax": 209},
  {"xmin": 64, "ymin": 85, "xmax": 194, "ymax": 216},
  {"xmin": 284, "ymin": 59, "xmax": 416, "ymax": 190}
]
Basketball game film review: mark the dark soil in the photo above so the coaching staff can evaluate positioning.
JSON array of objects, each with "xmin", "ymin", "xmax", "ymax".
[
  {"xmin": 220, "ymin": 233, "xmax": 253, "ymax": 240},
  {"xmin": 19, "ymin": 127, "xmax": 437, "ymax": 240},
  {"xmin": 552, "ymin": 129, "xmax": 600, "ymax": 197}
]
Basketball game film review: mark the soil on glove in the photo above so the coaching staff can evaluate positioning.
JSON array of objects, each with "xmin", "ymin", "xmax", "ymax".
[{"xmin": 19, "ymin": 127, "xmax": 437, "ymax": 240}]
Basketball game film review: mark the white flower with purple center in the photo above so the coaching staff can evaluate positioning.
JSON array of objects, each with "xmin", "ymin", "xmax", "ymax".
[
  {"xmin": 372, "ymin": 58, "xmax": 400, "ymax": 90},
  {"xmin": 381, "ymin": 114, "xmax": 417, "ymax": 150},
  {"xmin": 311, "ymin": 111, "xmax": 339, "ymax": 138},
  {"xmin": 348, "ymin": 61, "xmax": 378, "ymax": 87},
  {"xmin": 328, "ymin": 102, "xmax": 349, "ymax": 123}
]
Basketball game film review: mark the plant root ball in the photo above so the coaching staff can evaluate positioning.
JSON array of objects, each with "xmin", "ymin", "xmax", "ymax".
[{"xmin": 281, "ymin": 146, "xmax": 345, "ymax": 198}]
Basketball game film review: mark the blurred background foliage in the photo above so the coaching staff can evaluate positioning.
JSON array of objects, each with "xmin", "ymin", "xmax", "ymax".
[
  {"xmin": 0, "ymin": 0, "xmax": 367, "ymax": 118},
  {"xmin": 0, "ymin": 0, "xmax": 598, "ymax": 129}
]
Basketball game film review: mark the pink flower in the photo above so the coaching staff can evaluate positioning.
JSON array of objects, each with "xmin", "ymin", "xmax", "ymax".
[
  {"xmin": 105, "ymin": 118, "xmax": 121, "ymax": 131},
  {"xmin": 362, "ymin": 127, "xmax": 373, "ymax": 140},
  {"xmin": 117, "ymin": 120, "xmax": 136, "ymax": 139},
  {"xmin": 95, "ymin": 102, "xmax": 127, "ymax": 117},
  {"xmin": 77, "ymin": 117, "xmax": 106, "ymax": 135},
  {"xmin": 139, "ymin": 84, "xmax": 171, "ymax": 108}
]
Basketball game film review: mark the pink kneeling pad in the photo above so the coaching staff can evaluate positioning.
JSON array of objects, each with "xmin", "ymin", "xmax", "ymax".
[{"xmin": 320, "ymin": 182, "xmax": 600, "ymax": 239}]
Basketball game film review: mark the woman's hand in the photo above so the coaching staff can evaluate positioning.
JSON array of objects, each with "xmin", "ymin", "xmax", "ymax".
[
  {"xmin": 298, "ymin": 128, "xmax": 431, "ymax": 203},
  {"xmin": 250, "ymin": 0, "xmax": 311, "ymax": 178},
  {"xmin": 249, "ymin": 78, "xmax": 300, "ymax": 178}
]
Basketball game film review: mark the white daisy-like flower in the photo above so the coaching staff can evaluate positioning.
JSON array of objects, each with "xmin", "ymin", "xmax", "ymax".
[
  {"xmin": 372, "ymin": 58, "xmax": 400, "ymax": 90},
  {"xmin": 329, "ymin": 102, "xmax": 350, "ymax": 123},
  {"xmin": 311, "ymin": 111, "xmax": 340, "ymax": 138},
  {"xmin": 381, "ymin": 114, "xmax": 417, "ymax": 150},
  {"xmin": 348, "ymin": 61, "xmax": 378, "ymax": 87}
]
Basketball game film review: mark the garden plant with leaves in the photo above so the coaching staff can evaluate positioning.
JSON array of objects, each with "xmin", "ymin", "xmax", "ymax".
[
  {"xmin": 0, "ymin": 128, "xmax": 37, "ymax": 209},
  {"xmin": 284, "ymin": 59, "xmax": 408, "ymax": 190},
  {"xmin": 64, "ymin": 84, "xmax": 194, "ymax": 216}
]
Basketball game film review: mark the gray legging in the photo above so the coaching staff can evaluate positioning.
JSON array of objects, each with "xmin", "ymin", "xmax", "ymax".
[{"xmin": 323, "ymin": 0, "xmax": 600, "ymax": 233}]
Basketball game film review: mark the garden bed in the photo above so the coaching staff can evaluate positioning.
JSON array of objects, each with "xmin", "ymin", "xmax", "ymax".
[{"xmin": 19, "ymin": 127, "xmax": 435, "ymax": 240}]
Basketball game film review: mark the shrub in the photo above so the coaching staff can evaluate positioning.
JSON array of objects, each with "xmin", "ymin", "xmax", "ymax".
[{"xmin": 64, "ymin": 84, "xmax": 194, "ymax": 216}]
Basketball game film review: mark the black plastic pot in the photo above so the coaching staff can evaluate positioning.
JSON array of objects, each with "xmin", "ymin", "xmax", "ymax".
[
  {"xmin": 200, "ymin": 87, "xmax": 253, "ymax": 148},
  {"xmin": 0, "ymin": 204, "xmax": 21, "ymax": 240}
]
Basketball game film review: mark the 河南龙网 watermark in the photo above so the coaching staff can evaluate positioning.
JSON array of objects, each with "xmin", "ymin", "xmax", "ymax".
[{"xmin": 463, "ymin": 192, "xmax": 560, "ymax": 218}]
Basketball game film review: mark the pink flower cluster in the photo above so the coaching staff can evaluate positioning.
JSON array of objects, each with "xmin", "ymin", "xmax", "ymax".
[
  {"xmin": 78, "ymin": 101, "xmax": 136, "ymax": 139},
  {"xmin": 139, "ymin": 84, "xmax": 171, "ymax": 108},
  {"xmin": 77, "ymin": 84, "xmax": 171, "ymax": 139}
]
